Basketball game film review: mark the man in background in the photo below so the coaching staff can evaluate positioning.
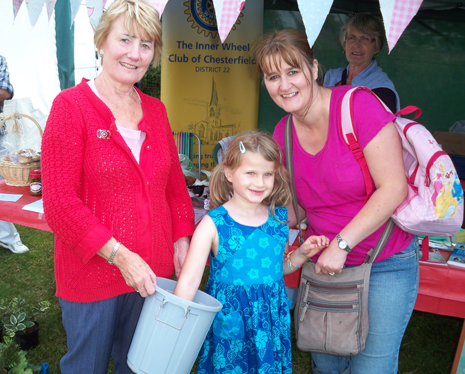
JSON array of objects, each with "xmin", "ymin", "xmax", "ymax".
[{"xmin": 0, "ymin": 55, "xmax": 29, "ymax": 254}]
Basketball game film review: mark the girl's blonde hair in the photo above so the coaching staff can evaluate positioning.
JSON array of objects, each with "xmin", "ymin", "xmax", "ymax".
[
  {"xmin": 94, "ymin": 0, "xmax": 163, "ymax": 68},
  {"xmin": 209, "ymin": 131, "xmax": 291, "ymax": 221}
]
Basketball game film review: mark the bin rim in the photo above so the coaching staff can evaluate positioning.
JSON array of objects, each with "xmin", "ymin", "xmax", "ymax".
[{"xmin": 154, "ymin": 278, "xmax": 223, "ymax": 313}]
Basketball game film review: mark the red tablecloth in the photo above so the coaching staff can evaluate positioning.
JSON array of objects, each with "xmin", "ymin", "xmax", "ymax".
[{"xmin": 0, "ymin": 180, "xmax": 51, "ymax": 232}]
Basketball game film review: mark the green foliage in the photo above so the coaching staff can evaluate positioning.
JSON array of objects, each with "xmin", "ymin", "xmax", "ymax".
[
  {"xmin": 140, "ymin": 65, "xmax": 161, "ymax": 98},
  {"xmin": 1, "ymin": 297, "xmax": 50, "ymax": 337},
  {"xmin": 0, "ymin": 336, "xmax": 32, "ymax": 374}
]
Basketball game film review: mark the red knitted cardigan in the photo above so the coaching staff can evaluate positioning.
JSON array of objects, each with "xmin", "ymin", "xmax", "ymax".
[{"xmin": 41, "ymin": 79, "xmax": 195, "ymax": 303}]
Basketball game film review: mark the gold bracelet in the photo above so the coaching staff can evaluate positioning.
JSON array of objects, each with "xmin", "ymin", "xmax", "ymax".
[{"xmin": 108, "ymin": 241, "xmax": 121, "ymax": 265}]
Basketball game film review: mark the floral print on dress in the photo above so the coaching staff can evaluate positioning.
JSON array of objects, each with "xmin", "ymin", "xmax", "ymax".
[{"xmin": 197, "ymin": 206, "xmax": 292, "ymax": 374}]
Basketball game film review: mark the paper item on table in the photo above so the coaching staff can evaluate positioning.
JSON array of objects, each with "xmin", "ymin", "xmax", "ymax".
[
  {"xmin": 0, "ymin": 193, "xmax": 22, "ymax": 202},
  {"xmin": 289, "ymin": 229, "xmax": 299, "ymax": 245},
  {"xmin": 22, "ymin": 199, "xmax": 44, "ymax": 214},
  {"xmin": 447, "ymin": 242, "xmax": 465, "ymax": 270}
]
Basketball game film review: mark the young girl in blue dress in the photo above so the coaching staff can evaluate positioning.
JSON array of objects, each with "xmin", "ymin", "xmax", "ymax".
[{"xmin": 174, "ymin": 131, "xmax": 329, "ymax": 374}]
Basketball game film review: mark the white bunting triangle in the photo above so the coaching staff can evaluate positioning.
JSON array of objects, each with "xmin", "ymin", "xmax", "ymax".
[
  {"xmin": 297, "ymin": 0, "xmax": 333, "ymax": 47},
  {"xmin": 26, "ymin": 0, "xmax": 45, "ymax": 27},
  {"xmin": 85, "ymin": 0, "xmax": 104, "ymax": 32},
  {"xmin": 46, "ymin": 0, "xmax": 57, "ymax": 21},
  {"xmin": 69, "ymin": 0, "xmax": 81, "ymax": 28}
]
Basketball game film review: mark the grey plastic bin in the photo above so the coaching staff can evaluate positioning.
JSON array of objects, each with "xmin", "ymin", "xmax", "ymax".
[{"xmin": 127, "ymin": 278, "xmax": 222, "ymax": 374}]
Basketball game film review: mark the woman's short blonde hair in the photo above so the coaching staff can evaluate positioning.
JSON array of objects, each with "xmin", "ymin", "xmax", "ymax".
[
  {"xmin": 209, "ymin": 131, "xmax": 291, "ymax": 222},
  {"xmin": 94, "ymin": 0, "xmax": 163, "ymax": 67}
]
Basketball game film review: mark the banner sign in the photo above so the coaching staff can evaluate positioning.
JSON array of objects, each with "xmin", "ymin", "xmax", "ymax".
[{"xmin": 161, "ymin": 0, "xmax": 263, "ymax": 172}]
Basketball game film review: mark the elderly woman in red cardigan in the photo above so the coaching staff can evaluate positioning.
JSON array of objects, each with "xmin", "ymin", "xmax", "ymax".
[{"xmin": 41, "ymin": 0, "xmax": 195, "ymax": 372}]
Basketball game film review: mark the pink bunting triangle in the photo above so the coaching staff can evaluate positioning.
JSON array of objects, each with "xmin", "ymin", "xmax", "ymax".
[
  {"xmin": 145, "ymin": 0, "xmax": 169, "ymax": 18},
  {"xmin": 214, "ymin": 0, "xmax": 245, "ymax": 43},
  {"xmin": 46, "ymin": 0, "xmax": 57, "ymax": 21},
  {"xmin": 386, "ymin": 0, "xmax": 422, "ymax": 52},
  {"xmin": 13, "ymin": 0, "xmax": 24, "ymax": 19}
]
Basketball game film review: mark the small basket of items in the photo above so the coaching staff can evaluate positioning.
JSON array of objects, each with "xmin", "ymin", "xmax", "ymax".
[{"xmin": 0, "ymin": 112, "xmax": 42, "ymax": 187}]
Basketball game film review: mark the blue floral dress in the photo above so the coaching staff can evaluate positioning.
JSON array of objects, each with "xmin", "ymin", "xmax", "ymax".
[{"xmin": 197, "ymin": 205, "xmax": 292, "ymax": 374}]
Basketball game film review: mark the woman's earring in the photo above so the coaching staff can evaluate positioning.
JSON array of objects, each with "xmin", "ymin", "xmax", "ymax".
[{"xmin": 99, "ymin": 49, "xmax": 104, "ymax": 56}]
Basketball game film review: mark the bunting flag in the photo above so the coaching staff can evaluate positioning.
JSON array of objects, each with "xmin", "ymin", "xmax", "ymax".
[
  {"xmin": 69, "ymin": 0, "xmax": 80, "ymax": 29},
  {"xmin": 86, "ymin": 0, "xmax": 104, "ymax": 31},
  {"xmin": 9, "ymin": 0, "xmax": 423, "ymax": 52},
  {"xmin": 297, "ymin": 0, "xmax": 333, "ymax": 47},
  {"xmin": 380, "ymin": 0, "xmax": 423, "ymax": 52},
  {"xmin": 46, "ymin": 0, "xmax": 57, "ymax": 21},
  {"xmin": 13, "ymin": 0, "xmax": 24, "ymax": 19},
  {"xmin": 26, "ymin": 0, "xmax": 45, "ymax": 27},
  {"xmin": 147, "ymin": 0, "xmax": 169, "ymax": 18},
  {"xmin": 213, "ymin": 0, "xmax": 245, "ymax": 43}
]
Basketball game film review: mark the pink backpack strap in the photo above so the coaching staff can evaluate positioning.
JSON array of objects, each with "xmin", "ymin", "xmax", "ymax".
[
  {"xmin": 395, "ymin": 106, "xmax": 421, "ymax": 120},
  {"xmin": 340, "ymin": 86, "xmax": 388, "ymax": 203}
]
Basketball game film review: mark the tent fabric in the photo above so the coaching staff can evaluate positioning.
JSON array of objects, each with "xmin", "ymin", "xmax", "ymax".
[
  {"xmin": 55, "ymin": 0, "xmax": 75, "ymax": 90},
  {"xmin": 0, "ymin": 0, "xmax": 61, "ymax": 130}
]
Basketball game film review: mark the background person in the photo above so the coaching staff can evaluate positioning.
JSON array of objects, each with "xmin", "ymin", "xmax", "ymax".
[
  {"xmin": 255, "ymin": 29, "xmax": 418, "ymax": 374},
  {"xmin": 0, "ymin": 54, "xmax": 29, "ymax": 254},
  {"xmin": 41, "ymin": 0, "xmax": 195, "ymax": 372},
  {"xmin": 323, "ymin": 13, "xmax": 400, "ymax": 113}
]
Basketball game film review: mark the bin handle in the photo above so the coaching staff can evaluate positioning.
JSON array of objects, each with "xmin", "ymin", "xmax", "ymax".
[{"xmin": 155, "ymin": 299, "xmax": 190, "ymax": 330}]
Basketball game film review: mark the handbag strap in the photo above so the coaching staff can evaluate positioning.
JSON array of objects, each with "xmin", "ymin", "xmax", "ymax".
[
  {"xmin": 283, "ymin": 114, "xmax": 394, "ymax": 261},
  {"xmin": 365, "ymin": 218, "xmax": 394, "ymax": 264},
  {"xmin": 284, "ymin": 115, "xmax": 304, "ymax": 245}
]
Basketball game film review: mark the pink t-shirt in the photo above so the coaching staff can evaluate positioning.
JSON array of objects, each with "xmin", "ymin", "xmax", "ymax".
[{"xmin": 273, "ymin": 86, "xmax": 413, "ymax": 265}]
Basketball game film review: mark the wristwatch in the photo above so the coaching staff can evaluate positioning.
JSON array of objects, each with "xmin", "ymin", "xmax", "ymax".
[{"xmin": 336, "ymin": 234, "xmax": 352, "ymax": 253}]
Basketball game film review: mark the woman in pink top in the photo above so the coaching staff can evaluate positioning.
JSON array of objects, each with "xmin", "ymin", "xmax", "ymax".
[
  {"xmin": 255, "ymin": 29, "xmax": 418, "ymax": 374},
  {"xmin": 41, "ymin": 0, "xmax": 194, "ymax": 373}
]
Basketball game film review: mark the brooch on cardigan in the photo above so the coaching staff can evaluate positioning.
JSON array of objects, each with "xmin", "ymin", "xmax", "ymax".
[{"xmin": 97, "ymin": 129, "xmax": 111, "ymax": 139}]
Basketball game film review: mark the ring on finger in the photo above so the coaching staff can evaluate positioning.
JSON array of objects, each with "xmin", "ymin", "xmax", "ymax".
[{"xmin": 329, "ymin": 272, "xmax": 335, "ymax": 276}]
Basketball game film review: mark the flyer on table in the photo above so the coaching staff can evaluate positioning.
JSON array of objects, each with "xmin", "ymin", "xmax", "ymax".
[{"xmin": 161, "ymin": 0, "xmax": 264, "ymax": 171}]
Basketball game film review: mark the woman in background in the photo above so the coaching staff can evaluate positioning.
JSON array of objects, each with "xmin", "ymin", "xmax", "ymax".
[{"xmin": 323, "ymin": 13, "xmax": 400, "ymax": 112}]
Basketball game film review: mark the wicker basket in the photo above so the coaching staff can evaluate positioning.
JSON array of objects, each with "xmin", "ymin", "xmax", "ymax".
[{"xmin": 0, "ymin": 113, "xmax": 43, "ymax": 187}]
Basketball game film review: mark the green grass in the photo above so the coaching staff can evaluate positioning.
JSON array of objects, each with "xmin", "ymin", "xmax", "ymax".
[{"xmin": 1, "ymin": 225, "xmax": 463, "ymax": 373}]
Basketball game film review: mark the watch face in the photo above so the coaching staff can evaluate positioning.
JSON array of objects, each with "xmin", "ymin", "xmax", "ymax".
[{"xmin": 339, "ymin": 241, "xmax": 348, "ymax": 249}]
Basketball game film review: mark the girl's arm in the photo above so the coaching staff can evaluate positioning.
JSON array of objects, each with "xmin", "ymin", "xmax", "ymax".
[
  {"xmin": 173, "ymin": 215, "xmax": 217, "ymax": 301},
  {"xmin": 283, "ymin": 235, "xmax": 329, "ymax": 276},
  {"xmin": 315, "ymin": 122, "xmax": 407, "ymax": 275}
]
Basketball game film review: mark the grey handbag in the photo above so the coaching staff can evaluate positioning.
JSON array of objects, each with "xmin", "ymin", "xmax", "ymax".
[{"xmin": 284, "ymin": 115, "xmax": 394, "ymax": 356}]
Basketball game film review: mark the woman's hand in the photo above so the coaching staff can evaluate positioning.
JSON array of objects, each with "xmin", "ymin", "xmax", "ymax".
[
  {"xmin": 173, "ymin": 236, "xmax": 191, "ymax": 278},
  {"xmin": 112, "ymin": 246, "xmax": 157, "ymax": 298},
  {"xmin": 314, "ymin": 239, "xmax": 348, "ymax": 275}
]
